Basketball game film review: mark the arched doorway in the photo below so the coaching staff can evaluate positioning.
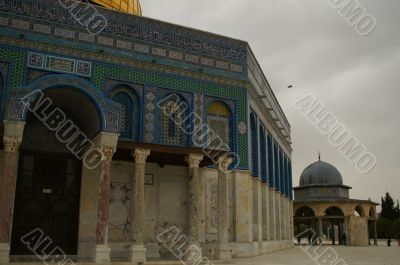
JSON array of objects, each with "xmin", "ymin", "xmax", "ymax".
[
  {"xmin": 10, "ymin": 87, "xmax": 102, "ymax": 255},
  {"xmin": 325, "ymin": 206, "xmax": 345, "ymax": 245},
  {"xmin": 294, "ymin": 206, "xmax": 316, "ymax": 244}
]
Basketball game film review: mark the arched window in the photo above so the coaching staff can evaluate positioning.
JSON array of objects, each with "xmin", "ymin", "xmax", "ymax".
[
  {"xmin": 160, "ymin": 95, "xmax": 189, "ymax": 146},
  {"xmin": 260, "ymin": 126, "xmax": 267, "ymax": 182},
  {"xmin": 111, "ymin": 87, "xmax": 140, "ymax": 140},
  {"xmin": 267, "ymin": 135, "xmax": 274, "ymax": 187},
  {"xmin": 250, "ymin": 113, "xmax": 258, "ymax": 177},
  {"xmin": 207, "ymin": 101, "xmax": 232, "ymax": 150},
  {"xmin": 274, "ymin": 141, "xmax": 279, "ymax": 191}
]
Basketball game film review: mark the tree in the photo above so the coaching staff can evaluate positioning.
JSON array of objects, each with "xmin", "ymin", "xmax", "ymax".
[
  {"xmin": 381, "ymin": 192, "xmax": 397, "ymax": 220},
  {"xmin": 395, "ymin": 200, "xmax": 400, "ymax": 218}
]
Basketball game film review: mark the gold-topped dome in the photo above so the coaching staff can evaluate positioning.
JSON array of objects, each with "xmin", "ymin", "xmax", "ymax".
[{"xmin": 91, "ymin": 0, "xmax": 142, "ymax": 16}]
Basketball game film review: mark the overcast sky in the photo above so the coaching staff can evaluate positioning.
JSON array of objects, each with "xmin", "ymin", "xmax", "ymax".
[{"xmin": 141, "ymin": 0, "xmax": 400, "ymax": 206}]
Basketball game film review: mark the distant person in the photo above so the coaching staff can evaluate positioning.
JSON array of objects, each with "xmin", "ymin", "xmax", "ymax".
[{"xmin": 387, "ymin": 238, "xmax": 391, "ymax": 247}]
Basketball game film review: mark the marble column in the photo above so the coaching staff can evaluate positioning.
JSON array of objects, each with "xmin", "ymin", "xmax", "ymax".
[
  {"xmin": 130, "ymin": 148, "xmax": 150, "ymax": 263},
  {"xmin": 216, "ymin": 157, "xmax": 232, "ymax": 261},
  {"xmin": 185, "ymin": 154, "xmax": 203, "ymax": 260},
  {"xmin": 93, "ymin": 145, "xmax": 116, "ymax": 264},
  {"xmin": 0, "ymin": 121, "xmax": 24, "ymax": 265}
]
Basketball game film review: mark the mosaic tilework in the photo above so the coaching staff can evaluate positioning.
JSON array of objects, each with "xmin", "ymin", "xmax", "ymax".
[
  {"xmin": 0, "ymin": 0, "xmax": 247, "ymax": 61},
  {"xmin": 193, "ymin": 93, "xmax": 204, "ymax": 147},
  {"xmin": 27, "ymin": 52, "xmax": 92, "ymax": 77},
  {"xmin": 0, "ymin": 43, "xmax": 249, "ymax": 169},
  {"xmin": 27, "ymin": 69, "xmax": 51, "ymax": 84},
  {"xmin": 0, "ymin": 0, "xmax": 247, "ymax": 78},
  {"xmin": 92, "ymin": 64, "xmax": 248, "ymax": 168},
  {"xmin": 0, "ymin": 48, "xmax": 25, "ymax": 89},
  {"xmin": 238, "ymin": 121, "xmax": 247, "ymax": 135},
  {"xmin": 6, "ymin": 74, "xmax": 121, "ymax": 133},
  {"xmin": 144, "ymin": 91, "xmax": 156, "ymax": 143},
  {"xmin": 107, "ymin": 83, "xmax": 142, "ymax": 140}
]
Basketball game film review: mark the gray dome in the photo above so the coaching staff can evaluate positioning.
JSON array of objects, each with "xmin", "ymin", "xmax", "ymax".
[{"xmin": 299, "ymin": 161, "xmax": 343, "ymax": 186}]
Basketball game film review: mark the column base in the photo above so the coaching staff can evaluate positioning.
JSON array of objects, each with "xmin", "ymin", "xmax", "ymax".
[
  {"xmin": 215, "ymin": 244, "xmax": 231, "ymax": 261},
  {"xmin": 129, "ymin": 245, "xmax": 147, "ymax": 263},
  {"xmin": 0, "ymin": 243, "xmax": 10, "ymax": 265},
  {"xmin": 93, "ymin": 244, "xmax": 111, "ymax": 264},
  {"xmin": 185, "ymin": 244, "xmax": 202, "ymax": 263}
]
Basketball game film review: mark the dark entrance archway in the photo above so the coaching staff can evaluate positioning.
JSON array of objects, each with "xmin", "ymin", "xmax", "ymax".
[
  {"xmin": 324, "ymin": 206, "xmax": 346, "ymax": 245},
  {"xmin": 10, "ymin": 109, "xmax": 85, "ymax": 255},
  {"xmin": 10, "ymin": 86, "xmax": 104, "ymax": 256}
]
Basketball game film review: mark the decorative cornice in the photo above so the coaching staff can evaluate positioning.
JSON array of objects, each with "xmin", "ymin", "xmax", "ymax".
[
  {"xmin": 0, "ymin": 36, "xmax": 249, "ymax": 89},
  {"xmin": 132, "ymin": 148, "xmax": 150, "ymax": 165},
  {"xmin": 3, "ymin": 136, "xmax": 22, "ymax": 152},
  {"xmin": 185, "ymin": 154, "xmax": 204, "ymax": 168}
]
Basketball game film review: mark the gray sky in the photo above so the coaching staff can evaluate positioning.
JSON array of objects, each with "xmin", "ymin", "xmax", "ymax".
[{"xmin": 141, "ymin": 0, "xmax": 400, "ymax": 206}]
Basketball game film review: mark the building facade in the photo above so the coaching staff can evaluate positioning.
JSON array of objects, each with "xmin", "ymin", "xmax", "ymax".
[
  {"xmin": 0, "ymin": 0, "xmax": 293, "ymax": 263},
  {"xmin": 293, "ymin": 159, "xmax": 378, "ymax": 246}
]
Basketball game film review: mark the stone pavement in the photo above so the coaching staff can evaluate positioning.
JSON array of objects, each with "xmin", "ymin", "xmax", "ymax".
[{"xmin": 228, "ymin": 245, "xmax": 400, "ymax": 265}]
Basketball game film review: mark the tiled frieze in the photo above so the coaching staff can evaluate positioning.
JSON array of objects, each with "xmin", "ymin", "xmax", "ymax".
[{"xmin": 0, "ymin": 1, "xmax": 246, "ymax": 77}]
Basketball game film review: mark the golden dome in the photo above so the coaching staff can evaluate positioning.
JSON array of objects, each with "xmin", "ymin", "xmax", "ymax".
[{"xmin": 91, "ymin": 0, "xmax": 142, "ymax": 16}]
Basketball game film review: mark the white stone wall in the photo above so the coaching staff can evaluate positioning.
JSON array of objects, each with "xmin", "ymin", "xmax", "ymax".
[{"xmin": 74, "ymin": 162, "xmax": 293, "ymax": 259}]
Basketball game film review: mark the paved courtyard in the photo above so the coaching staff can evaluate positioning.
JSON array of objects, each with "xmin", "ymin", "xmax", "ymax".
[{"xmin": 229, "ymin": 245, "xmax": 400, "ymax": 265}]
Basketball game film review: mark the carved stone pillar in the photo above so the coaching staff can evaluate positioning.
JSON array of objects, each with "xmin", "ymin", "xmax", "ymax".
[
  {"xmin": 185, "ymin": 154, "xmax": 203, "ymax": 260},
  {"xmin": 318, "ymin": 218, "xmax": 323, "ymax": 238},
  {"xmin": 129, "ymin": 148, "xmax": 150, "ymax": 263},
  {"xmin": 215, "ymin": 157, "xmax": 232, "ymax": 261},
  {"xmin": 0, "ymin": 121, "xmax": 24, "ymax": 265},
  {"xmin": 93, "ymin": 145, "xmax": 116, "ymax": 264}
]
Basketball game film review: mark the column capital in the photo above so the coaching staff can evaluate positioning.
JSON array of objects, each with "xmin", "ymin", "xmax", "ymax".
[
  {"xmin": 218, "ymin": 157, "xmax": 232, "ymax": 172},
  {"xmin": 185, "ymin": 154, "xmax": 203, "ymax": 168},
  {"xmin": 133, "ymin": 148, "xmax": 150, "ymax": 165},
  {"xmin": 101, "ymin": 145, "xmax": 116, "ymax": 161},
  {"xmin": 3, "ymin": 136, "xmax": 22, "ymax": 153}
]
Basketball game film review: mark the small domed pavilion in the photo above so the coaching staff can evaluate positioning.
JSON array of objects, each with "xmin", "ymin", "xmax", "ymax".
[{"xmin": 293, "ymin": 157, "xmax": 378, "ymax": 246}]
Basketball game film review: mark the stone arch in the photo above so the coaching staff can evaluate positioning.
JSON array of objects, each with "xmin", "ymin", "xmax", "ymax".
[
  {"xmin": 6, "ymin": 74, "xmax": 121, "ymax": 134},
  {"xmin": 354, "ymin": 205, "xmax": 365, "ymax": 217},
  {"xmin": 369, "ymin": 207, "xmax": 376, "ymax": 218},
  {"xmin": 295, "ymin": 206, "xmax": 316, "ymax": 217},
  {"xmin": 325, "ymin": 206, "xmax": 344, "ymax": 216}
]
